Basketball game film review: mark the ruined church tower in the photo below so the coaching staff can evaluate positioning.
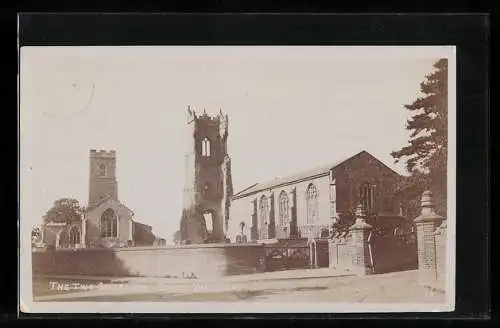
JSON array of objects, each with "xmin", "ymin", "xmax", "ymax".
[{"xmin": 180, "ymin": 106, "xmax": 233, "ymax": 244}]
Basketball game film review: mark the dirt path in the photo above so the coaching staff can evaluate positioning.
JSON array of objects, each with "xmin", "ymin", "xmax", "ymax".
[{"xmin": 33, "ymin": 269, "xmax": 445, "ymax": 303}]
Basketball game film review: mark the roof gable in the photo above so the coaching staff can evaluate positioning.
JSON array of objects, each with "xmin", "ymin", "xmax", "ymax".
[
  {"xmin": 232, "ymin": 150, "xmax": 401, "ymax": 199},
  {"xmin": 338, "ymin": 150, "xmax": 403, "ymax": 178},
  {"xmin": 86, "ymin": 194, "xmax": 114, "ymax": 211}
]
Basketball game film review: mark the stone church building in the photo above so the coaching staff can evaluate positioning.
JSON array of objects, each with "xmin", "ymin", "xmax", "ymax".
[
  {"xmin": 228, "ymin": 150, "xmax": 405, "ymax": 243},
  {"xmin": 82, "ymin": 149, "xmax": 134, "ymax": 248},
  {"xmin": 39, "ymin": 149, "xmax": 156, "ymax": 249},
  {"xmin": 175, "ymin": 108, "xmax": 407, "ymax": 247}
]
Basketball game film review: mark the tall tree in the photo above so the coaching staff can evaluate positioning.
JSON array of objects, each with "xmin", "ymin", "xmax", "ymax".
[
  {"xmin": 391, "ymin": 59, "xmax": 448, "ymax": 216},
  {"xmin": 43, "ymin": 198, "xmax": 84, "ymax": 224}
]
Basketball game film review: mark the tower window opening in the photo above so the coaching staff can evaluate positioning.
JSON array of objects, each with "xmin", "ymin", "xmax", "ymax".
[
  {"xmin": 201, "ymin": 138, "xmax": 211, "ymax": 157},
  {"xmin": 203, "ymin": 211, "xmax": 214, "ymax": 234},
  {"xmin": 99, "ymin": 164, "xmax": 107, "ymax": 176}
]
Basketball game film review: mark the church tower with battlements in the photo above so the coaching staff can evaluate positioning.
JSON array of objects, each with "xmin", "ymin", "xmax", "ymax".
[
  {"xmin": 180, "ymin": 106, "xmax": 233, "ymax": 244},
  {"xmin": 88, "ymin": 149, "xmax": 118, "ymax": 207}
]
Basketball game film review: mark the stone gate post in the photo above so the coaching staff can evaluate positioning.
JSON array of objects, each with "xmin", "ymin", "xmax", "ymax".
[
  {"xmin": 349, "ymin": 204, "xmax": 373, "ymax": 276},
  {"xmin": 434, "ymin": 218, "xmax": 447, "ymax": 284},
  {"xmin": 414, "ymin": 190, "xmax": 445, "ymax": 282}
]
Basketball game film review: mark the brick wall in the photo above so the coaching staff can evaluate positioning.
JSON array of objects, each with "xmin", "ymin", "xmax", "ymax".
[
  {"xmin": 416, "ymin": 220, "xmax": 439, "ymax": 273},
  {"xmin": 415, "ymin": 219, "xmax": 447, "ymax": 286},
  {"xmin": 32, "ymin": 244, "xmax": 266, "ymax": 280}
]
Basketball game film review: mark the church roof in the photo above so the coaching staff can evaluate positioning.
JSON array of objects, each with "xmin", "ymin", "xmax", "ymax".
[
  {"xmin": 232, "ymin": 163, "xmax": 336, "ymax": 200},
  {"xmin": 85, "ymin": 194, "xmax": 134, "ymax": 215},
  {"xmin": 232, "ymin": 150, "xmax": 399, "ymax": 199},
  {"xmin": 133, "ymin": 220, "xmax": 153, "ymax": 230}
]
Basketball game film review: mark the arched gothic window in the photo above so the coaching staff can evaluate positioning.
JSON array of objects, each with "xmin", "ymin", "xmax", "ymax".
[
  {"xmin": 69, "ymin": 226, "xmax": 81, "ymax": 246},
  {"xmin": 360, "ymin": 182, "xmax": 374, "ymax": 211},
  {"xmin": 259, "ymin": 195, "xmax": 269, "ymax": 228},
  {"xmin": 306, "ymin": 183, "xmax": 318, "ymax": 223},
  {"xmin": 101, "ymin": 208, "xmax": 117, "ymax": 238},
  {"xmin": 99, "ymin": 164, "xmax": 107, "ymax": 176},
  {"xmin": 201, "ymin": 137, "xmax": 211, "ymax": 157},
  {"xmin": 202, "ymin": 211, "xmax": 214, "ymax": 234},
  {"xmin": 58, "ymin": 230, "xmax": 68, "ymax": 249},
  {"xmin": 278, "ymin": 191, "xmax": 289, "ymax": 226}
]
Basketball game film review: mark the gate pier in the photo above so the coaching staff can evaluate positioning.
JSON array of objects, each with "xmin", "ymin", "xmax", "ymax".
[{"xmin": 349, "ymin": 204, "xmax": 373, "ymax": 276}]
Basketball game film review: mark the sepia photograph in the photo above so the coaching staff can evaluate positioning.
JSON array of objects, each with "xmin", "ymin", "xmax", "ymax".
[{"xmin": 19, "ymin": 45, "xmax": 456, "ymax": 313}]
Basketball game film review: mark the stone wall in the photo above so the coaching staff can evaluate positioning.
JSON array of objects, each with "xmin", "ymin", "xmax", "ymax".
[
  {"xmin": 328, "ymin": 235, "xmax": 355, "ymax": 272},
  {"xmin": 32, "ymin": 244, "xmax": 266, "ymax": 280}
]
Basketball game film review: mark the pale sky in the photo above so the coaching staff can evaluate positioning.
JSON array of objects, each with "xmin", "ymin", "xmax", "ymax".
[{"xmin": 20, "ymin": 46, "xmax": 453, "ymax": 242}]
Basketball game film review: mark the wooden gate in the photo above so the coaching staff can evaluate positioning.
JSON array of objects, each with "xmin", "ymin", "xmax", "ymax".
[
  {"xmin": 369, "ymin": 226, "xmax": 418, "ymax": 274},
  {"xmin": 263, "ymin": 239, "xmax": 310, "ymax": 272}
]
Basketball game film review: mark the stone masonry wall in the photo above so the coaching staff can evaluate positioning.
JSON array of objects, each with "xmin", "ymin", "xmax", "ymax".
[
  {"xmin": 88, "ymin": 150, "xmax": 118, "ymax": 207},
  {"xmin": 180, "ymin": 109, "xmax": 231, "ymax": 244},
  {"xmin": 32, "ymin": 244, "xmax": 266, "ymax": 280}
]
